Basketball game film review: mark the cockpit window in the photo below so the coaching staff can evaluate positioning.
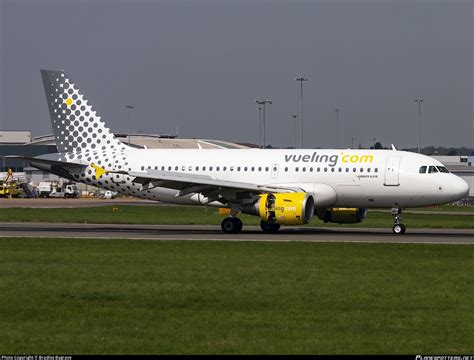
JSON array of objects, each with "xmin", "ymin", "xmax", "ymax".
[
  {"xmin": 428, "ymin": 166, "xmax": 438, "ymax": 173},
  {"xmin": 419, "ymin": 166, "xmax": 427, "ymax": 174},
  {"xmin": 437, "ymin": 166, "xmax": 450, "ymax": 173}
]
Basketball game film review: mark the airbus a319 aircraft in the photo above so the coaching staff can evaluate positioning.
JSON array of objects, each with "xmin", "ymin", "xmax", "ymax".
[{"xmin": 11, "ymin": 70, "xmax": 469, "ymax": 234}]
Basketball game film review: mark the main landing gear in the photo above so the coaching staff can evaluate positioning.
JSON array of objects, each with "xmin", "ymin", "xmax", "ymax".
[
  {"xmin": 221, "ymin": 217, "xmax": 243, "ymax": 234},
  {"xmin": 391, "ymin": 207, "xmax": 406, "ymax": 234},
  {"xmin": 260, "ymin": 220, "xmax": 281, "ymax": 233},
  {"xmin": 221, "ymin": 217, "xmax": 282, "ymax": 234}
]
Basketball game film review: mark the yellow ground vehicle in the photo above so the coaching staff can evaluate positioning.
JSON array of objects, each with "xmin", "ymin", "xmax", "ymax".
[
  {"xmin": 0, "ymin": 181, "xmax": 21, "ymax": 198},
  {"xmin": 1, "ymin": 169, "xmax": 21, "ymax": 198}
]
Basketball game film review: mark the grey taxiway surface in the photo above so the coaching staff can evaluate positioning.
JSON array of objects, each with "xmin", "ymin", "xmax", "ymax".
[{"xmin": 1, "ymin": 222, "xmax": 473, "ymax": 245}]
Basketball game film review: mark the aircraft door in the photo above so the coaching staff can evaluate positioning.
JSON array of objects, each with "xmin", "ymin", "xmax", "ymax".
[
  {"xmin": 384, "ymin": 157, "xmax": 400, "ymax": 186},
  {"xmin": 271, "ymin": 164, "xmax": 279, "ymax": 178}
]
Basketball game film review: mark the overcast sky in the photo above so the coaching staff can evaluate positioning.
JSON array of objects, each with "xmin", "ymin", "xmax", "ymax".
[{"xmin": 0, "ymin": 0, "xmax": 472, "ymax": 148}]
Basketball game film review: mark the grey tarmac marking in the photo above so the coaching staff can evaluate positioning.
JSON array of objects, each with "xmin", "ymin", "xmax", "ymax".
[{"xmin": 0, "ymin": 222, "xmax": 473, "ymax": 245}]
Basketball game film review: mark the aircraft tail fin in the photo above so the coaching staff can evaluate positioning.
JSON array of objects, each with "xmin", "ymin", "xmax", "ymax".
[{"xmin": 40, "ymin": 69, "xmax": 127, "ymax": 155}]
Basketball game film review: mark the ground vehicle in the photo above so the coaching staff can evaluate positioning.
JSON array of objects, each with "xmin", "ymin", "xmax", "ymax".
[
  {"xmin": 0, "ymin": 181, "xmax": 21, "ymax": 198},
  {"xmin": 49, "ymin": 182, "xmax": 80, "ymax": 198},
  {"xmin": 103, "ymin": 190, "xmax": 117, "ymax": 199},
  {"xmin": 64, "ymin": 183, "xmax": 80, "ymax": 198},
  {"xmin": 38, "ymin": 181, "xmax": 53, "ymax": 197}
]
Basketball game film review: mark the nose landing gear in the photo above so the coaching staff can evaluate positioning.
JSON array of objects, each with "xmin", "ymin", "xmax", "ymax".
[{"xmin": 391, "ymin": 207, "xmax": 406, "ymax": 234}]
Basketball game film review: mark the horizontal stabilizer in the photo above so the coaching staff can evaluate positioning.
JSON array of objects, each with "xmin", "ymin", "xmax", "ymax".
[{"xmin": 4, "ymin": 155, "xmax": 87, "ymax": 168}]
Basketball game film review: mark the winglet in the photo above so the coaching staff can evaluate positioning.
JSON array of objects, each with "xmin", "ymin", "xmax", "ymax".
[{"xmin": 391, "ymin": 144, "xmax": 397, "ymax": 151}]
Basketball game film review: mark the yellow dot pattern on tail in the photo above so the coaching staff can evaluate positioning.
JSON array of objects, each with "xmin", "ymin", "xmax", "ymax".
[{"xmin": 91, "ymin": 163, "xmax": 107, "ymax": 179}]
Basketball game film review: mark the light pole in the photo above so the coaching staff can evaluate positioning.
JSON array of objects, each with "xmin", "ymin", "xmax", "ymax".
[
  {"xmin": 295, "ymin": 76, "xmax": 308, "ymax": 148},
  {"xmin": 335, "ymin": 108, "xmax": 341, "ymax": 148},
  {"xmin": 415, "ymin": 98, "xmax": 424, "ymax": 153},
  {"xmin": 125, "ymin": 105, "xmax": 134, "ymax": 145},
  {"xmin": 291, "ymin": 113, "xmax": 298, "ymax": 149},
  {"xmin": 258, "ymin": 106, "xmax": 262, "ymax": 148},
  {"xmin": 255, "ymin": 100, "xmax": 272, "ymax": 148}
]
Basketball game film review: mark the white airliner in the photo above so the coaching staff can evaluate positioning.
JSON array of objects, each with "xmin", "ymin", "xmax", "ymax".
[{"xmin": 11, "ymin": 70, "xmax": 469, "ymax": 234}]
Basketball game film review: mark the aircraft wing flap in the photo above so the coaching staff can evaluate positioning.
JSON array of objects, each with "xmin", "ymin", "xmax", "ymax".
[{"xmin": 129, "ymin": 170, "xmax": 301, "ymax": 194}]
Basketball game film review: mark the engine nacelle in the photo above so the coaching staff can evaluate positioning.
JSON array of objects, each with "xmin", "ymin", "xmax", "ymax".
[
  {"xmin": 242, "ymin": 192, "xmax": 314, "ymax": 225},
  {"xmin": 316, "ymin": 207, "xmax": 367, "ymax": 224}
]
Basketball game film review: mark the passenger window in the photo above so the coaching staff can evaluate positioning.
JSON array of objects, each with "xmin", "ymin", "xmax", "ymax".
[
  {"xmin": 251, "ymin": 167, "xmax": 255, "ymax": 171},
  {"xmin": 265, "ymin": 167, "xmax": 269, "ymax": 171},
  {"xmin": 244, "ymin": 167, "xmax": 248, "ymax": 171},
  {"xmin": 209, "ymin": 166, "xmax": 213, "ymax": 171},
  {"xmin": 285, "ymin": 167, "xmax": 288, "ymax": 172},
  {"xmin": 367, "ymin": 168, "xmax": 371, "ymax": 173},
  {"xmin": 302, "ymin": 167, "xmax": 306, "ymax": 172},
  {"xmin": 360, "ymin": 168, "xmax": 363, "ymax": 173},
  {"xmin": 237, "ymin": 167, "xmax": 240, "ymax": 171},
  {"xmin": 223, "ymin": 166, "xmax": 227, "ymax": 171},
  {"xmin": 375, "ymin": 168, "xmax": 378, "ymax": 173},
  {"xmin": 182, "ymin": 166, "xmax": 185, "ymax": 171},
  {"xmin": 419, "ymin": 166, "xmax": 427, "ymax": 174},
  {"xmin": 428, "ymin": 166, "xmax": 438, "ymax": 173},
  {"xmin": 295, "ymin": 167, "xmax": 299, "ymax": 172},
  {"xmin": 324, "ymin": 168, "xmax": 328, "ymax": 172},
  {"xmin": 258, "ymin": 167, "xmax": 262, "ymax": 171},
  {"xmin": 338, "ymin": 168, "xmax": 342, "ymax": 172},
  {"xmin": 168, "ymin": 166, "xmax": 172, "ymax": 171},
  {"xmin": 195, "ymin": 166, "xmax": 199, "ymax": 171},
  {"xmin": 353, "ymin": 168, "xmax": 356, "ymax": 172},
  {"xmin": 331, "ymin": 168, "xmax": 335, "ymax": 172},
  {"xmin": 345, "ymin": 168, "xmax": 349, "ymax": 172},
  {"xmin": 310, "ymin": 167, "xmax": 313, "ymax": 172},
  {"xmin": 216, "ymin": 166, "xmax": 220, "ymax": 171}
]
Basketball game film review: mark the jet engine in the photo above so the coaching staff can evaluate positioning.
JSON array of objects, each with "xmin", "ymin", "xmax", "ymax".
[
  {"xmin": 242, "ymin": 192, "xmax": 314, "ymax": 225},
  {"xmin": 316, "ymin": 207, "xmax": 367, "ymax": 224}
]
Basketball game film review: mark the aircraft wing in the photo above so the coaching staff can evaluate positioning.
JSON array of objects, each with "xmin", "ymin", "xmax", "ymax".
[{"xmin": 129, "ymin": 169, "xmax": 303, "ymax": 199}]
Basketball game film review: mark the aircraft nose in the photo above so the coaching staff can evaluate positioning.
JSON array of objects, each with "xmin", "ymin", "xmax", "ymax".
[{"xmin": 452, "ymin": 176, "xmax": 469, "ymax": 199}]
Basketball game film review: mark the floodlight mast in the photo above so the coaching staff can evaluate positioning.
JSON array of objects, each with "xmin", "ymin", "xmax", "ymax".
[
  {"xmin": 255, "ymin": 100, "xmax": 272, "ymax": 148},
  {"xmin": 295, "ymin": 76, "xmax": 308, "ymax": 148}
]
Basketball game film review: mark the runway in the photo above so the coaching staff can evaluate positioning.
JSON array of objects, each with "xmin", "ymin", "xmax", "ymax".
[{"xmin": 1, "ymin": 222, "xmax": 473, "ymax": 244}]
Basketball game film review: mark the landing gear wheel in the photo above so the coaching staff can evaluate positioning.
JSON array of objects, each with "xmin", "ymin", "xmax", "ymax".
[
  {"xmin": 260, "ymin": 220, "xmax": 281, "ymax": 233},
  {"xmin": 390, "ymin": 207, "xmax": 406, "ymax": 235},
  {"xmin": 392, "ymin": 223, "xmax": 406, "ymax": 234},
  {"xmin": 221, "ymin": 217, "xmax": 243, "ymax": 234}
]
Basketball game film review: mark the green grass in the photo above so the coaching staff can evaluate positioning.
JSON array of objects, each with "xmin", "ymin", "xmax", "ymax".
[
  {"xmin": 0, "ymin": 238, "xmax": 472, "ymax": 354},
  {"xmin": 404, "ymin": 205, "xmax": 474, "ymax": 213},
  {"xmin": 1, "ymin": 205, "xmax": 473, "ymax": 229}
]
